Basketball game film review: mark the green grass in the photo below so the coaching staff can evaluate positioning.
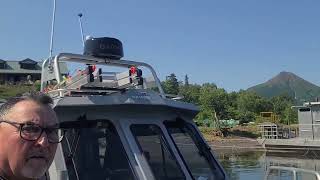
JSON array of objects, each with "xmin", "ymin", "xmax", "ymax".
[{"xmin": 0, "ymin": 85, "xmax": 38, "ymax": 100}]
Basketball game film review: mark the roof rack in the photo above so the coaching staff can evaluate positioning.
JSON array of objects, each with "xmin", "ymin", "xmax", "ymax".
[{"xmin": 40, "ymin": 53, "xmax": 166, "ymax": 98}]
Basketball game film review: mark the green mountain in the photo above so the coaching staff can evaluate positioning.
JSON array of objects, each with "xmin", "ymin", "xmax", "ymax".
[{"xmin": 247, "ymin": 71, "xmax": 320, "ymax": 103}]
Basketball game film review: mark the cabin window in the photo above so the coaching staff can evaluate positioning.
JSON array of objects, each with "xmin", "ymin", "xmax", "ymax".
[
  {"xmin": 20, "ymin": 64, "xmax": 36, "ymax": 69},
  {"xmin": 19, "ymin": 59, "xmax": 37, "ymax": 69},
  {"xmin": 164, "ymin": 120, "xmax": 225, "ymax": 180},
  {"xmin": 130, "ymin": 124, "xmax": 186, "ymax": 180},
  {"xmin": 0, "ymin": 63, "xmax": 5, "ymax": 69},
  {"xmin": 299, "ymin": 108, "xmax": 311, "ymax": 112},
  {"xmin": 0, "ymin": 59, "xmax": 5, "ymax": 69},
  {"xmin": 61, "ymin": 120, "xmax": 136, "ymax": 180}
]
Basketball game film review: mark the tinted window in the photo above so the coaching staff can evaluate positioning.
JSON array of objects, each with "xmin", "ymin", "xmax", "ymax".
[
  {"xmin": 165, "ymin": 120, "xmax": 225, "ymax": 180},
  {"xmin": 61, "ymin": 120, "xmax": 136, "ymax": 180},
  {"xmin": 131, "ymin": 124, "xmax": 185, "ymax": 180}
]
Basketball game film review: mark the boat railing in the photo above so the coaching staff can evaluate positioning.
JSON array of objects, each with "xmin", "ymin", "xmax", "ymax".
[
  {"xmin": 41, "ymin": 53, "xmax": 167, "ymax": 98},
  {"xmin": 264, "ymin": 166, "xmax": 320, "ymax": 180}
]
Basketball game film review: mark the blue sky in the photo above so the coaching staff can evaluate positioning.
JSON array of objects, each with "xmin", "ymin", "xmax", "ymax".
[{"xmin": 0, "ymin": 0, "xmax": 319, "ymax": 92}]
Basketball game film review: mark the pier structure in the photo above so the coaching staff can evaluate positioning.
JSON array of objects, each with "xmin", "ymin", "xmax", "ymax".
[{"xmin": 259, "ymin": 102, "xmax": 320, "ymax": 152}]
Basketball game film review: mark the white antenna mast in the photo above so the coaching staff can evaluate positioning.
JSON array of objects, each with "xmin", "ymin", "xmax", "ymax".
[
  {"xmin": 49, "ymin": 0, "xmax": 57, "ymax": 59},
  {"xmin": 78, "ymin": 13, "xmax": 85, "ymax": 47}
]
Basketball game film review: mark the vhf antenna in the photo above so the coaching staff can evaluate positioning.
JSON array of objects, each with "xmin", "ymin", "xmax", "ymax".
[
  {"xmin": 78, "ymin": 13, "xmax": 85, "ymax": 47},
  {"xmin": 49, "ymin": 0, "xmax": 57, "ymax": 59}
]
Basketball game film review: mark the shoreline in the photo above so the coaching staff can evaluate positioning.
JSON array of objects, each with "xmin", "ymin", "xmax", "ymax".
[
  {"xmin": 208, "ymin": 137, "xmax": 320, "ymax": 159},
  {"xmin": 207, "ymin": 137, "xmax": 264, "ymax": 151}
]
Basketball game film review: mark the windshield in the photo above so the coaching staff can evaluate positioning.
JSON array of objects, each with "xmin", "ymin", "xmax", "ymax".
[
  {"xmin": 164, "ymin": 120, "xmax": 225, "ymax": 180},
  {"xmin": 60, "ymin": 120, "xmax": 136, "ymax": 180},
  {"xmin": 131, "ymin": 124, "xmax": 186, "ymax": 180}
]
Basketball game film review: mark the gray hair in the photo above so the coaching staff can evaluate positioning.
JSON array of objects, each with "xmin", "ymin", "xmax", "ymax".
[{"xmin": 0, "ymin": 92, "xmax": 53, "ymax": 119}]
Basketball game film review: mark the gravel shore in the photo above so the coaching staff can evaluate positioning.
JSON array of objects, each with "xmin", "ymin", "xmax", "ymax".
[{"xmin": 208, "ymin": 137, "xmax": 264, "ymax": 151}]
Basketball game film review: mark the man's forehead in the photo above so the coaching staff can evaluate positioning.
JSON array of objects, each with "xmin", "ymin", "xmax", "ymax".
[
  {"xmin": 5, "ymin": 100, "xmax": 58, "ymax": 125},
  {"xmin": 11, "ymin": 100, "xmax": 52, "ymax": 112}
]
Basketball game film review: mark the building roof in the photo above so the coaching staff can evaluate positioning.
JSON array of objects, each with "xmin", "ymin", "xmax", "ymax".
[
  {"xmin": 0, "ymin": 60, "xmax": 68, "ymax": 74},
  {"xmin": 303, "ymin": 102, "xmax": 320, "ymax": 107},
  {"xmin": 19, "ymin": 58, "xmax": 37, "ymax": 65}
]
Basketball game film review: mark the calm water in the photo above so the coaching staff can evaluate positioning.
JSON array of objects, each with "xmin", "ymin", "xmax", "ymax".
[{"xmin": 215, "ymin": 149, "xmax": 320, "ymax": 180}]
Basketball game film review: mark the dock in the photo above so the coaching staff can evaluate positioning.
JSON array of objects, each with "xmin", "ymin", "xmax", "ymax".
[{"xmin": 258, "ymin": 138, "xmax": 320, "ymax": 152}]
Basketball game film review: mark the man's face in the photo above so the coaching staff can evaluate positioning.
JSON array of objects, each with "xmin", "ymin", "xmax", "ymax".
[{"xmin": 0, "ymin": 100, "xmax": 58, "ymax": 179}]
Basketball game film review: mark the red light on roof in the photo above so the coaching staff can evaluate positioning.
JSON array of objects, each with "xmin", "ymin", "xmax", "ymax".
[
  {"xmin": 130, "ymin": 66, "xmax": 137, "ymax": 75},
  {"xmin": 92, "ymin": 65, "xmax": 96, "ymax": 72}
]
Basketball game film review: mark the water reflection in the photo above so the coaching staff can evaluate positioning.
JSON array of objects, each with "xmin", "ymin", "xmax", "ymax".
[{"xmin": 215, "ymin": 149, "xmax": 320, "ymax": 180}]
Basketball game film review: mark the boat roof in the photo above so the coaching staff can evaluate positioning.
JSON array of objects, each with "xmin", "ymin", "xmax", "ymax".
[{"xmin": 52, "ymin": 89, "xmax": 199, "ymax": 123}]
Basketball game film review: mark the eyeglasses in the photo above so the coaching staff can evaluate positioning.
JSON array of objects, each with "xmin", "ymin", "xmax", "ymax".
[{"xmin": 0, "ymin": 120, "xmax": 65, "ymax": 143}]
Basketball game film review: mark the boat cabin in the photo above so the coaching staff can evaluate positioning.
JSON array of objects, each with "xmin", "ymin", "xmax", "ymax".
[{"xmin": 41, "ymin": 37, "xmax": 227, "ymax": 180}]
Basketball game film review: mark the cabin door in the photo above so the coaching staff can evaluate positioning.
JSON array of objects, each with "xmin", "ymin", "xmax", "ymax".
[
  {"xmin": 312, "ymin": 106, "xmax": 320, "ymax": 139},
  {"xmin": 298, "ymin": 108, "xmax": 313, "ymax": 139}
]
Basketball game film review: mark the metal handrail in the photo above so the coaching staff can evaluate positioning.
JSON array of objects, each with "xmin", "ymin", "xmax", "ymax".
[
  {"xmin": 41, "ymin": 53, "xmax": 166, "ymax": 98},
  {"xmin": 264, "ymin": 166, "xmax": 320, "ymax": 180}
]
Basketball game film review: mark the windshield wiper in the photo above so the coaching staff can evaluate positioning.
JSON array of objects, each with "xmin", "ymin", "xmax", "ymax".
[
  {"xmin": 159, "ymin": 135, "xmax": 169, "ymax": 179},
  {"xmin": 182, "ymin": 121, "xmax": 219, "ymax": 171},
  {"xmin": 65, "ymin": 129, "xmax": 81, "ymax": 180}
]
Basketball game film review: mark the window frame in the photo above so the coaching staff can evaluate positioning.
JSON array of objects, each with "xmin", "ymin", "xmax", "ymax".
[
  {"xmin": 164, "ymin": 118, "xmax": 226, "ymax": 180},
  {"xmin": 60, "ymin": 119, "xmax": 138, "ymax": 180},
  {"xmin": 130, "ymin": 123, "xmax": 187, "ymax": 180}
]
